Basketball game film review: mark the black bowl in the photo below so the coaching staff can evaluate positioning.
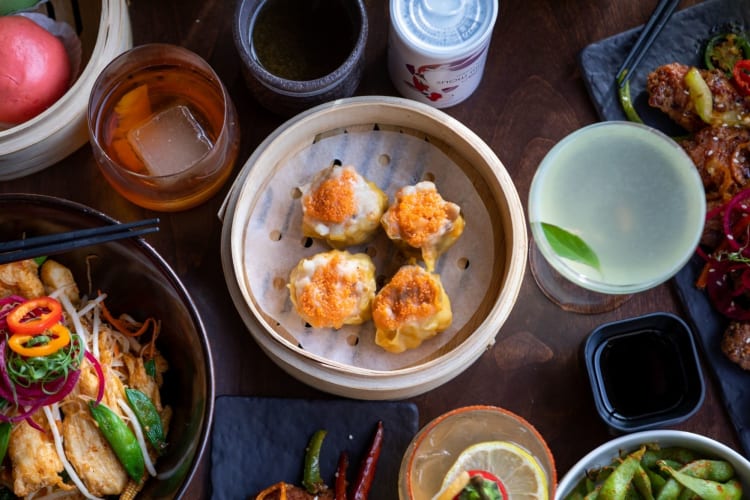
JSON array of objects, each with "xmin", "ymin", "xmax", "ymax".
[{"xmin": 0, "ymin": 194, "xmax": 214, "ymax": 498}]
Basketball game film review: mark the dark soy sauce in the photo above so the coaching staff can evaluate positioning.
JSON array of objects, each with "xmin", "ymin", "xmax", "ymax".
[
  {"xmin": 251, "ymin": 0, "xmax": 357, "ymax": 81},
  {"xmin": 599, "ymin": 329, "xmax": 686, "ymax": 419}
]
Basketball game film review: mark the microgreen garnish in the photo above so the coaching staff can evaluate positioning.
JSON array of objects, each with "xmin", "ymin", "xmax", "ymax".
[{"xmin": 540, "ymin": 222, "xmax": 601, "ymax": 272}]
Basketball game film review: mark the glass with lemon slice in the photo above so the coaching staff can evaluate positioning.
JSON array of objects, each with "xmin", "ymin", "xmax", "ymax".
[{"xmin": 399, "ymin": 405, "xmax": 556, "ymax": 499}]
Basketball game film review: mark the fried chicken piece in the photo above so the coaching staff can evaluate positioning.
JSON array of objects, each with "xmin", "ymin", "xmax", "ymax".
[
  {"xmin": 647, "ymin": 63, "xmax": 750, "ymax": 132},
  {"xmin": 679, "ymin": 125, "xmax": 750, "ymax": 201},
  {"xmin": 0, "ymin": 260, "xmax": 45, "ymax": 299},
  {"xmin": 721, "ymin": 321, "xmax": 750, "ymax": 370},
  {"xmin": 8, "ymin": 414, "xmax": 68, "ymax": 496}
]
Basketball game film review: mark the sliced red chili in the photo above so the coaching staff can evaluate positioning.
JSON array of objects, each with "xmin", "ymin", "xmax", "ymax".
[
  {"xmin": 732, "ymin": 59, "xmax": 750, "ymax": 96},
  {"xmin": 6, "ymin": 297, "xmax": 63, "ymax": 336},
  {"xmin": 460, "ymin": 470, "xmax": 510, "ymax": 500}
]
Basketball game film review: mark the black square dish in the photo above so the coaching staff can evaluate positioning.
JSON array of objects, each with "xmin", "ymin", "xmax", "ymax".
[{"xmin": 584, "ymin": 312, "xmax": 705, "ymax": 433}]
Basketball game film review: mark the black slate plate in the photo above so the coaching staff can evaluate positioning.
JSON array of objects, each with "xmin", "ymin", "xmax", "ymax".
[
  {"xmin": 210, "ymin": 396, "xmax": 419, "ymax": 500},
  {"xmin": 578, "ymin": 0, "xmax": 750, "ymax": 457},
  {"xmin": 579, "ymin": 0, "xmax": 749, "ymax": 136}
]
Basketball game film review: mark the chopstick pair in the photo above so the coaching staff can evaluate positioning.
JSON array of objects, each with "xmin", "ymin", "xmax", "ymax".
[
  {"xmin": 615, "ymin": 0, "xmax": 681, "ymax": 86},
  {"xmin": 0, "ymin": 218, "xmax": 159, "ymax": 265}
]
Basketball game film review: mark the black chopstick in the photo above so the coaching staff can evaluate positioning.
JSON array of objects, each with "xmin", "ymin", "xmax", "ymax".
[
  {"xmin": 0, "ymin": 218, "xmax": 159, "ymax": 265},
  {"xmin": 615, "ymin": 0, "xmax": 681, "ymax": 87}
]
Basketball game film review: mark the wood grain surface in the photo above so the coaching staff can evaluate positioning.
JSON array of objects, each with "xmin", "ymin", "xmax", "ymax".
[{"xmin": 2, "ymin": 0, "xmax": 740, "ymax": 498}]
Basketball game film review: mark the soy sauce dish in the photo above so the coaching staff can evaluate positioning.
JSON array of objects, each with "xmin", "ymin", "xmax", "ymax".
[{"xmin": 584, "ymin": 312, "xmax": 705, "ymax": 433}]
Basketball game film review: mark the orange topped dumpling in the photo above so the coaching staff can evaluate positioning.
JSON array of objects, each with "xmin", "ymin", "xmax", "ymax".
[
  {"xmin": 301, "ymin": 164, "xmax": 388, "ymax": 248},
  {"xmin": 288, "ymin": 249, "xmax": 376, "ymax": 329},
  {"xmin": 380, "ymin": 181, "xmax": 464, "ymax": 271},
  {"xmin": 372, "ymin": 264, "xmax": 452, "ymax": 353}
]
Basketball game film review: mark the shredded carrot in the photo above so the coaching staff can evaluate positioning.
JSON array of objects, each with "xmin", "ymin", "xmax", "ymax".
[{"xmin": 97, "ymin": 291, "xmax": 156, "ymax": 337}]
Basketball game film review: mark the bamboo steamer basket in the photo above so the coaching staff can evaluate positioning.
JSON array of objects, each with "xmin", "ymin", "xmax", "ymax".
[
  {"xmin": 0, "ymin": 0, "xmax": 132, "ymax": 180},
  {"xmin": 220, "ymin": 96, "xmax": 527, "ymax": 400}
]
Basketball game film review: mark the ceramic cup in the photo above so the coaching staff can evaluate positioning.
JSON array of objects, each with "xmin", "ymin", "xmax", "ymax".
[{"xmin": 233, "ymin": 0, "xmax": 368, "ymax": 117}]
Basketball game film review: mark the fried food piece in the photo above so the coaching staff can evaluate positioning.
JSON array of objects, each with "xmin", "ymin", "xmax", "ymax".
[
  {"xmin": 288, "ymin": 250, "xmax": 377, "ymax": 329},
  {"xmin": 380, "ymin": 181, "xmax": 465, "ymax": 271},
  {"xmin": 255, "ymin": 482, "xmax": 334, "ymax": 500},
  {"xmin": 722, "ymin": 321, "xmax": 750, "ymax": 370},
  {"xmin": 647, "ymin": 62, "xmax": 750, "ymax": 132},
  {"xmin": 40, "ymin": 259, "xmax": 80, "ymax": 306},
  {"xmin": 0, "ymin": 259, "xmax": 45, "ymax": 299},
  {"xmin": 301, "ymin": 164, "xmax": 388, "ymax": 248},
  {"xmin": 8, "ymin": 414, "xmax": 67, "ymax": 496},
  {"xmin": 372, "ymin": 264, "xmax": 452, "ymax": 353},
  {"xmin": 679, "ymin": 125, "xmax": 750, "ymax": 202}
]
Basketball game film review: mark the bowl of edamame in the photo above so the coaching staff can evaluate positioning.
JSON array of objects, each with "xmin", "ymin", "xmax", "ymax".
[{"xmin": 555, "ymin": 430, "xmax": 750, "ymax": 500}]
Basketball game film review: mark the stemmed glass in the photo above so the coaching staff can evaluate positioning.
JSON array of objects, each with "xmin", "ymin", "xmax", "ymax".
[{"xmin": 527, "ymin": 121, "xmax": 706, "ymax": 313}]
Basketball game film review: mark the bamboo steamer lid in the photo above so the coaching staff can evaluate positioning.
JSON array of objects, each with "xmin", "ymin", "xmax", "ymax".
[
  {"xmin": 220, "ymin": 96, "xmax": 527, "ymax": 399},
  {"xmin": 0, "ymin": 0, "xmax": 132, "ymax": 180}
]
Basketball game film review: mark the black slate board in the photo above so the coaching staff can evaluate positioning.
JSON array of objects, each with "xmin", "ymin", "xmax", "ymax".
[
  {"xmin": 578, "ymin": 0, "xmax": 750, "ymax": 458},
  {"xmin": 210, "ymin": 396, "xmax": 419, "ymax": 500},
  {"xmin": 579, "ymin": 0, "xmax": 749, "ymax": 136}
]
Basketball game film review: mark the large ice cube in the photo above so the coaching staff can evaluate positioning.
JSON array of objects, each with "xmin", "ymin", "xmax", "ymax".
[{"xmin": 127, "ymin": 105, "xmax": 213, "ymax": 177}]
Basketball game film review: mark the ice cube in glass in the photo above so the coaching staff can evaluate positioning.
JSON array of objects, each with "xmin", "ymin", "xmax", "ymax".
[{"xmin": 127, "ymin": 104, "xmax": 213, "ymax": 177}]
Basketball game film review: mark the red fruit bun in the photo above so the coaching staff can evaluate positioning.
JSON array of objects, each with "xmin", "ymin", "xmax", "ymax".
[{"xmin": 0, "ymin": 15, "xmax": 71, "ymax": 125}]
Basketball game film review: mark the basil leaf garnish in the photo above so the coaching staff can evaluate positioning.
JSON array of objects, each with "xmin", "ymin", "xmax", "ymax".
[{"xmin": 540, "ymin": 222, "xmax": 601, "ymax": 272}]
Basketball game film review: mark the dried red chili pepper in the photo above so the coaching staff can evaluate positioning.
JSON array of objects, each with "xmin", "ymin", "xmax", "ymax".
[
  {"xmin": 334, "ymin": 451, "xmax": 348, "ymax": 500},
  {"xmin": 350, "ymin": 420, "xmax": 384, "ymax": 500}
]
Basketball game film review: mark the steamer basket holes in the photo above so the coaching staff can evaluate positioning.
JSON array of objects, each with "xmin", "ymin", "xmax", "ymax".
[
  {"xmin": 378, "ymin": 154, "xmax": 391, "ymax": 166},
  {"xmin": 269, "ymin": 229, "xmax": 282, "ymax": 241},
  {"xmin": 272, "ymin": 277, "xmax": 286, "ymax": 290},
  {"xmin": 457, "ymin": 257, "xmax": 470, "ymax": 270},
  {"xmin": 301, "ymin": 236, "xmax": 314, "ymax": 248},
  {"xmin": 291, "ymin": 186, "xmax": 303, "ymax": 199},
  {"xmin": 346, "ymin": 334, "xmax": 359, "ymax": 346}
]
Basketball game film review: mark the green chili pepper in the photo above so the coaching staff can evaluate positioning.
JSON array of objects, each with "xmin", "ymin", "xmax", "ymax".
[
  {"xmin": 302, "ymin": 429, "xmax": 328, "ymax": 495},
  {"xmin": 89, "ymin": 401, "xmax": 145, "ymax": 482},
  {"xmin": 600, "ymin": 447, "xmax": 646, "ymax": 500},
  {"xmin": 618, "ymin": 77, "xmax": 644, "ymax": 124},
  {"xmin": 125, "ymin": 388, "xmax": 166, "ymax": 454},
  {"xmin": 704, "ymin": 32, "xmax": 750, "ymax": 77},
  {"xmin": 0, "ymin": 422, "xmax": 10, "ymax": 465},
  {"xmin": 659, "ymin": 463, "xmax": 742, "ymax": 500}
]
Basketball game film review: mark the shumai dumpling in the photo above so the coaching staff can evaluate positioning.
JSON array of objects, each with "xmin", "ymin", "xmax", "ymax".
[
  {"xmin": 372, "ymin": 264, "xmax": 452, "ymax": 353},
  {"xmin": 288, "ymin": 249, "xmax": 377, "ymax": 329},
  {"xmin": 380, "ymin": 181, "xmax": 464, "ymax": 271},
  {"xmin": 300, "ymin": 164, "xmax": 388, "ymax": 248}
]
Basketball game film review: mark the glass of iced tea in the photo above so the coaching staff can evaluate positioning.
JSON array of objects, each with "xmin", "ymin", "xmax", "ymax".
[
  {"xmin": 87, "ymin": 43, "xmax": 240, "ymax": 211},
  {"xmin": 399, "ymin": 405, "xmax": 557, "ymax": 500}
]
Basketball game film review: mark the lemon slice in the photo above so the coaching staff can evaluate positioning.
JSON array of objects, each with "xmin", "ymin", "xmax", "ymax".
[{"xmin": 434, "ymin": 441, "xmax": 548, "ymax": 500}]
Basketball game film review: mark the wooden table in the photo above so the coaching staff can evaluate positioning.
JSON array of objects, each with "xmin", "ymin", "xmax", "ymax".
[{"xmin": 1, "ymin": 0, "xmax": 742, "ymax": 498}]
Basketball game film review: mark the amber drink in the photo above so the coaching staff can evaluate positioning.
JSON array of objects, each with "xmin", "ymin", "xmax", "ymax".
[{"xmin": 88, "ymin": 44, "xmax": 239, "ymax": 211}]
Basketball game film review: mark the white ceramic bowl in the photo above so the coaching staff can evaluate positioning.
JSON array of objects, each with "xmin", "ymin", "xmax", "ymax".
[
  {"xmin": 220, "ymin": 95, "xmax": 527, "ymax": 400},
  {"xmin": 0, "ymin": 0, "xmax": 132, "ymax": 180},
  {"xmin": 555, "ymin": 430, "xmax": 750, "ymax": 499}
]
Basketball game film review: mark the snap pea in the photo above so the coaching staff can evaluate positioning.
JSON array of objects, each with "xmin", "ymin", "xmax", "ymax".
[
  {"xmin": 89, "ymin": 401, "xmax": 145, "ymax": 482},
  {"xmin": 600, "ymin": 447, "xmax": 646, "ymax": 500},
  {"xmin": 125, "ymin": 388, "xmax": 166, "ymax": 454},
  {"xmin": 658, "ymin": 463, "xmax": 742, "ymax": 500},
  {"xmin": 0, "ymin": 422, "xmax": 10, "ymax": 465}
]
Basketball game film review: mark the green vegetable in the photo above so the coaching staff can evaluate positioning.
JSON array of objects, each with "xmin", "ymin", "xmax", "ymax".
[
  {"xmin": 618, "ymin": 78, "xmax": 644, "ymax": 123},
  {"xmin": 458, "ymin": 475, "xmax": 504, "ymax": 500},
  {"xmin": 302, "ymin": 429, "xmax": 328, "ymax": 495},
  {"xmin": 704, "ymin": 32, "xmax": 750, "ymax": 77},
  {"xmin": 125, "ymin": 388, "xmax": 166, "ymax": 454},
  {"xmin": 539, "ymin": 222, "xmax": 600, "ymax": 272},
  {"xmin": 89, "ymin": 401, "xmax": 145, "ymax": 482},
  {"xmin": 144, "ymin": 358, "xmax": 156, "ymax": 377},
  {"xmin": 659, "ymin": 463, "xmax": 742, "ymax": 500},
  {"xmin": 684, "ymin": 67, "xmax": 713, "ymax": 124},
  {"xmin": 0, "ymin": 422, "xmax": 10, "ymax": 465},
  {"xmin": 599, "ymin": 447, "xmax": 646, "ymax": 500}
]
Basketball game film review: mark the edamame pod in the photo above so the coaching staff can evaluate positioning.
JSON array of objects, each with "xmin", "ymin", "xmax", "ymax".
[
  {"xmin": 600, "ymin": 447, "xmax": 646, "ymax": 500},
  {"xmin": 89, "ymin": 401, "xmax": 145, "ymax": 482}
]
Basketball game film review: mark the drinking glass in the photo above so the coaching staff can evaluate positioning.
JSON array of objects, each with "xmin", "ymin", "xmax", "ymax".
[
  {"xmin": 527, "ymin": 121, "xmax": 705, "ymax": 313},
  {"xmin": 87, "ymin": 44, "xmax": 240, "ymax": 212}
]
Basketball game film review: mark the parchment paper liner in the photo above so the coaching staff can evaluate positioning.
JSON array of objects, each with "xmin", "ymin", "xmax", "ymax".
[{"xmin": 233, "ymin": 125, "xmax": 499, "ymax": 372}]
